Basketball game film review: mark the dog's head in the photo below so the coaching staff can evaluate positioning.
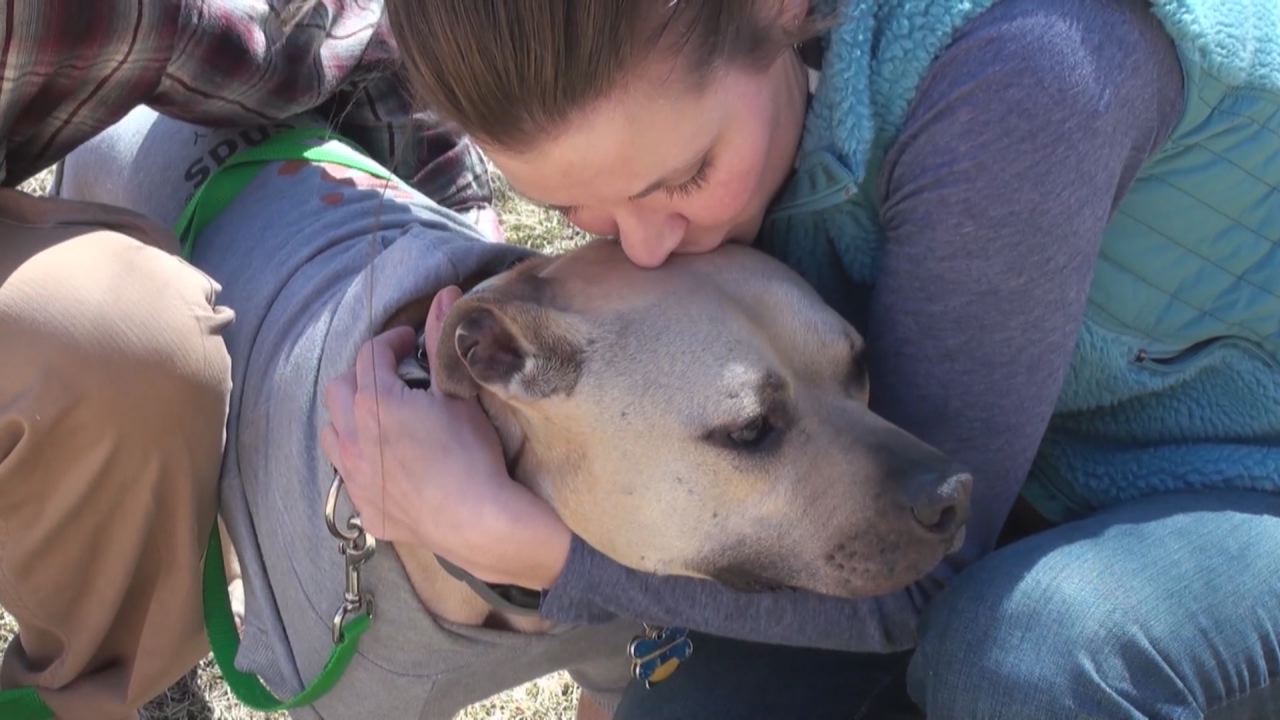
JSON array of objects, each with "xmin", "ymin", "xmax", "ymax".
[{"xmin": 434, "ymin": 240, "xmax": 969, "ymax": 597}]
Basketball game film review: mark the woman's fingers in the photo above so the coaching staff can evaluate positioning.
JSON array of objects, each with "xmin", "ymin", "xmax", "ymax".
[
  {"xmin": 324, "ymin": 333, "xmax": 414, "ymax": 534},
  {"xmin": 322, "ymin": 369, "xmax": 358, "ymax": 440},
  {"xmin": 318, "ymin": 423, "xmax": 346, "ymax": 480},
  {"xmin": 354, "ymin": 325, "xmax": 417, "ymax": 398},
  {"xmin": 424, "ymin": 285, "xmax": 464, "ymax": 395},
  {"xmin": 320, "ymin": 370, "xmax": 360, "ymax": 487},
  {"xmin": 320, "ymin": 374, "xmax": 384, "ymax": 532}
]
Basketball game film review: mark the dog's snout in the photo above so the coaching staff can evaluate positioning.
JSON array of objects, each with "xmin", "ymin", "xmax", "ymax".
[{"xmin": 906, "ymin": 472, "xmax": 972, "ymax": 536}]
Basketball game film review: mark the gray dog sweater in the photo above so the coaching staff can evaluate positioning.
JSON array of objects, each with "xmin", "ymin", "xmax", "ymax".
[{"xmin": 61, "ymin": 106, "xmax": 639, "ymax": 719}]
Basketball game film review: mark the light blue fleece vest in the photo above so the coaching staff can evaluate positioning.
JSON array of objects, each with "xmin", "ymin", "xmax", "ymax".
[{"xmin": 758, "ymin": 0, "xmax": 1280, "ymax": 521}]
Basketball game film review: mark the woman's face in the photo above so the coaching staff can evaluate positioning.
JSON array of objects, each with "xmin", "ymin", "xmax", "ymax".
[{"xmin": 485, "ymin": 49, "xmax": 810, "ymax": 268}]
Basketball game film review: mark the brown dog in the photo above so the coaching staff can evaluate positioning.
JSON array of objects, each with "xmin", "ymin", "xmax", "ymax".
[{"xmin": 395, "ymin": 239, "xmax": 971, "ymax": 631}]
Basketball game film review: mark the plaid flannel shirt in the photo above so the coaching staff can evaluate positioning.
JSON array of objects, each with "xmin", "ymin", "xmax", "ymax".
[{"xmin": 0, "ymin": 0, "xmax": 491, "ymax": 211}]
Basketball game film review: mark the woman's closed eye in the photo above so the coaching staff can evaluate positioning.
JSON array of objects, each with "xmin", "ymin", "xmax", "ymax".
[
  {"xmin": 537, "ymin": 153, "xmax": 714, "ymax": 217},
  {"xmin": 664, "ymin": 155, "xmax": 714, "ymax": 200}
]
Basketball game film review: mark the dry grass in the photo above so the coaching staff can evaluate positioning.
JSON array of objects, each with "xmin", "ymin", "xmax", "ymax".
[
  {"xmin": 489, "ymin": 165, "xmax": 591, "ymax": 256},
  {"xmin": 17, "ymin": 166, "xmax": 55, "ymax": 196},
  {"xmin": 6, "ymin": 164, "xmax": 589, "ymax": 719}
]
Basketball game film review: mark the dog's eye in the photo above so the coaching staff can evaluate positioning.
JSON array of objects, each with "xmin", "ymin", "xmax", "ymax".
[{"xmin": 728, "ymin": 415, "xmax": 773, "ymax": 449}]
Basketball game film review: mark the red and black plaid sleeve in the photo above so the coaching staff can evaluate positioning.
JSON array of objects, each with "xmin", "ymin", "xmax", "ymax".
[{"xmin": 0, "ymin": 0, "xmax": 490, "ymax": 210}]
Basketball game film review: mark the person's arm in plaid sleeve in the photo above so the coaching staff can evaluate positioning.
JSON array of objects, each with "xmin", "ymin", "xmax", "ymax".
[{"xmin": 1, "ymin": 0, "xmax": 491, "ymax": 211}]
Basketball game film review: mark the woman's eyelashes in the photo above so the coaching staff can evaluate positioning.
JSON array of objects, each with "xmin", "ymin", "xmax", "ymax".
[
  {"xmin": 540, "ymin": 154, "xmax": 714, "ymax": 217},
  {"xmin": 664, "ymin": 155, "xmax": 714, "ymax": 200}
]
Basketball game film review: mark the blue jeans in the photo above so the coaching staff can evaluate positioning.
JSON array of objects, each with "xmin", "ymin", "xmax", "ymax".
[{"xmin": 614, "ymin": 491, "xmax": 1280, "ymax": 719}]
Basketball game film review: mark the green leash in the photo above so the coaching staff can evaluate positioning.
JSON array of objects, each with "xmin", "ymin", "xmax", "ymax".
[
  {"xmin": 203, "ymin": 524, "xmax": 371, "ymax": 712},
  {"xmin": 0, "ymin": 688, "xmax": 54, "ymax": 720},
  {"xmin": 0, "ymin": 127, "xmax": 396, "ymax": 718},
  {"xmin": 188, "ymin": 128, "xmax": 395, "ymax": 711}
]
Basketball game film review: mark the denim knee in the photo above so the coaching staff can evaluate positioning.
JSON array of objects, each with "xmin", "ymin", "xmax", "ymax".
[
  {"xmin": 907, "ymin": 491, "xmax": 1280, "ymax": 720},
  {"xmin": 907, "ymin": 552, "xmax": 1136, "ymax": 719}
]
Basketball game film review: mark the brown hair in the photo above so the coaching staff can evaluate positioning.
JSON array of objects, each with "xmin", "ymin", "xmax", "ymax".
[{"xmin": 387, "ymin": 1, "xmax": 820, "ymax": 150}]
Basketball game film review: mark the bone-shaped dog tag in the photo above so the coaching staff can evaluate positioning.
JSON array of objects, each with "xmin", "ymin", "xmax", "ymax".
[{"xmin": 628, "ymin": 626, "xmax": 693, "ymax": 688}]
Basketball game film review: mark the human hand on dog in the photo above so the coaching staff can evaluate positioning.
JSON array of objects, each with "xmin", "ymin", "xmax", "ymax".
[{"xmin": 320, "ymin": 286, "xmax": 571, "ymax": 589}]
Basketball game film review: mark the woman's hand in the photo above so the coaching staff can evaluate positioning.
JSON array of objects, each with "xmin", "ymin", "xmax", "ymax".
[{"xmin": 320, "ymin": 286, "xmax": 571, "ymax": 589}]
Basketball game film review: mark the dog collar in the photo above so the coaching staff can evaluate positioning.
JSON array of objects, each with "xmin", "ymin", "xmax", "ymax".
[{"xmin": 434, "ymin": 555, "xmax": 544, "ymax": 616}]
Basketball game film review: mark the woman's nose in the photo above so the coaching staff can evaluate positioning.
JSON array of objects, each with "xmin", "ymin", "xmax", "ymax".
[{"xmin": 618, "ymin": 212, "xmax": 689, "ymax": 268}]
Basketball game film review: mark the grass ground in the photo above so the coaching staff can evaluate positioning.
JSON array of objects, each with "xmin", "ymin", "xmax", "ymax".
[{"xmin": 8, "ymin": 165, "xmax": 590, "ymax": 719}]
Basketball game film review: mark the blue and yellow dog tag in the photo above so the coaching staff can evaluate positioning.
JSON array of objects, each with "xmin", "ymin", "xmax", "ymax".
[{"xmin": 628, "ymin": 625, "xmax": 693, "ymax": 687}]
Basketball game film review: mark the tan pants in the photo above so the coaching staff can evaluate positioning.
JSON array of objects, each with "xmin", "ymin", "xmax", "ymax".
[{"xmin": 0, "ymin": 189, "xmax": 232, "ymax": 719}]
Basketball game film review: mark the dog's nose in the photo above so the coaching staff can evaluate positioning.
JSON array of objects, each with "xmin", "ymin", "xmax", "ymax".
[{"xmin": 906, "ymin": 472, "xmax": 972, "ymax": 536}]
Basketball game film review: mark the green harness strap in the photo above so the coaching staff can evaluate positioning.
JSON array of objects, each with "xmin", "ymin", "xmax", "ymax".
[
  {"xmin": 176, "ymin": 126, "xmax": 400, "ymax": 255},
  {"xmin": 0, "ymin": 127, "xmax": 396, "ymax": 719}
]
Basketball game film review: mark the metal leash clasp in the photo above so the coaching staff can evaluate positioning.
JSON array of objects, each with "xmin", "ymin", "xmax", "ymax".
[{"xmin": 325, "ymin": 469, "xmax": 376, "ymax": 644}]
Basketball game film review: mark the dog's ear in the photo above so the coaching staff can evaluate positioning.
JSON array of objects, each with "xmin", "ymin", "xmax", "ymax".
[{"xmin": 433, "ymin": 292, "xmax": 584, "ymax": 400}]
